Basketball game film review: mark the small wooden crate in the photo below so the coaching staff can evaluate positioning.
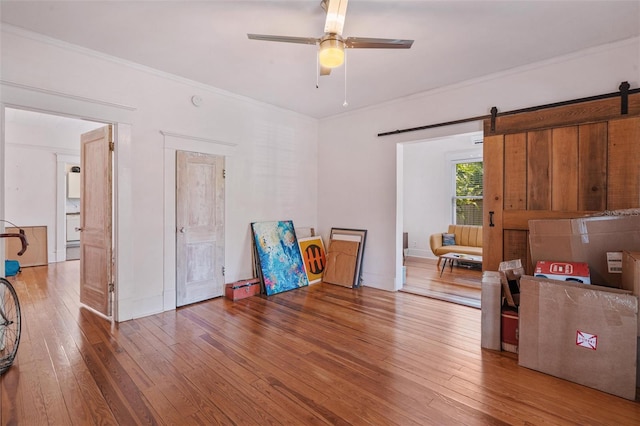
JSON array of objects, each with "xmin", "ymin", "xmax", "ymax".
[{"xmin": 225, "ymin": 278, "xmax": 261, "ymax": 301}]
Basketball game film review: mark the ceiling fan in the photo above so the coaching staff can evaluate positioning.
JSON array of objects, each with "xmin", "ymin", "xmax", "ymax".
[{"xmin": 247, "ymin": 0, "xmax": 414, "ymax": 76}]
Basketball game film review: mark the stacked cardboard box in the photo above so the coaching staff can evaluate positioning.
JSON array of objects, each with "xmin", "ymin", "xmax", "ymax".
[
  {"xmin": 521, "ymin": 215, "xmax": 640, "ymax": 400},
  {"xmin": 529, "ymin": 215, "xmax": 640, "ymax": 288},
  {"xmin": 622, "ymin": 251, "xmax": 640, "ymax": 389},
  {"xmin": 519, "ymin": 275, "xmax": 637, "ymax": 400}
]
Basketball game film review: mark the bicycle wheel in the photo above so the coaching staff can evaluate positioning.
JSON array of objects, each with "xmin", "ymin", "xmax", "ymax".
[{"xmin": 0, "ymin": 277, "xmax": 21, "ymax": 374}]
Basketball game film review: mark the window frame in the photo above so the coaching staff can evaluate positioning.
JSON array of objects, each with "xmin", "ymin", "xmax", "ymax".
[{"xmin": 448, "ymin": 149, "xmax": 483, "ymax": 225}]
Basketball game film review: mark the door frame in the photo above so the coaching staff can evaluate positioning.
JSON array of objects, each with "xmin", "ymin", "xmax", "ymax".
[
  {"xmin": 56, "ymin": 154, "xmax": 80, "ymax": 263},
  {"xmin": 395, "ymin": 129, "xmax": 484, "ymax": 291},
  {"xmin": 161, "ymin": 131, "xmax": 236, "ymax": 311},
  {"xmin": 0, "ymin": 81, "xmax": 134, "ymax": 322}
]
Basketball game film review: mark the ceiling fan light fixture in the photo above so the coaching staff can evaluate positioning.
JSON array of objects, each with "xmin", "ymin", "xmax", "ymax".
[
  {"xmin": 249, "ymin": 0, "xmax": 414, "ymax": 79},
  {"xmin": 318, "ymin": 36, "xmax": 345, "ymax": 68}
]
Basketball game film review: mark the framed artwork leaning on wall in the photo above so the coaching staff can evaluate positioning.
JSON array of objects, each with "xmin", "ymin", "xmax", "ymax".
[{"xmin": 329, "ymin": 228, "xmax": 367, "ymax": 288}]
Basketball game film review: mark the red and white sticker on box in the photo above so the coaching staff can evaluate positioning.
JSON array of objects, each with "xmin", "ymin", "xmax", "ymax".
[{"xmin": 576, "ymin": 331, "xmax": 597, "ymax": 350}]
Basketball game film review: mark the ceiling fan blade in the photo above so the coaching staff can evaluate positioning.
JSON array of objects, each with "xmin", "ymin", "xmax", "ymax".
[
  {"xmin": 247, "ymin": 34, "xmax": 319, "ymax": 45},
  {"xmin": 345, "ymin": 37, "xmax": 414, "ymax": 49},
  {"xmin": 320, "ymin": 66, "xmax": 332, "ymax": 76},
  {"xmin": 324, "ymin": 0, "xmax": 348, "ymax": 36}
]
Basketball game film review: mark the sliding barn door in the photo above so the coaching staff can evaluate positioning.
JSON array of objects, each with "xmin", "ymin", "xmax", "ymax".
[{"xmin": 483, "ymin": 95, "xmax": 640, "ymax": 273}]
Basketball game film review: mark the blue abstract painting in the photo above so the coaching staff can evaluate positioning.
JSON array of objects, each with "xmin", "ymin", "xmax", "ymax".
[{"xmin": 251, "ymin": 221, "xmax": 309, "ymax": 296}]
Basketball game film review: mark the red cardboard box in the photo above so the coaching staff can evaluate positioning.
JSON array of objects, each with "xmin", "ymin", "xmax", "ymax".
[
  {"xmin": 225, "ymin": 278, "xmax": 261, "ymax": 301},
  {"xmin": 501, "ymin": 307, "xmax": 518, "ymax": 353},
  {"xmin": 534, "ymin": 260, "xmax": 591, "ymax": 284}
]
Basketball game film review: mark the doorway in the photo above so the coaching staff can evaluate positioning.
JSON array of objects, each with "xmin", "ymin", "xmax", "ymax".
[
  {"xmin": 397, "ymin": 131, "xmax": 483, "ymax": 307},
  {"xmin": 161, "ymin": 131, "xmax": 236, "ymax": 311},
  {"xmin": 3, "ymin": 107, "xmax": 111, "ymax": 316}
]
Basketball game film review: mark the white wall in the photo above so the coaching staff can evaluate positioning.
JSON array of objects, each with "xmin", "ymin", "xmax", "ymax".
[
  {"xmin": 318, "ymin": 37, "xmax": 640, "ymax": 291},
  {"xmin": 403, "ymin": 133, "xmax": 482, "ymax": 259},
  {"xmin": 1, "ymin": 27, "xmax": 318, "ymax": 321},
  {"xmin": 2, "ymin": 24, "xmax": 638, "ymax": 316},
  {"xmin": 4, "ymin": 145, "xmax": 56, "ymax": 258}
]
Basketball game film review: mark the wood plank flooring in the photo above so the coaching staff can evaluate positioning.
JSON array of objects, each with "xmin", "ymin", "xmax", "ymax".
[
  {"xmin": 401, "ymin": 256, "xmax": 481, "ymax": 309},
  {"xmin": 2, "ymin": 261, "xmax": 640, "ymax": 425}
]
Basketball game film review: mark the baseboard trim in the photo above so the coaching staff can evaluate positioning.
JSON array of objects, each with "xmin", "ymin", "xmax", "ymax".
[
  {"xmin": 406, "ymin": 248, "xmax": 432, "ymax": 258},
  {"xmin": 405, "ymin": 256, "xmax": 436, "ymax": 265}
]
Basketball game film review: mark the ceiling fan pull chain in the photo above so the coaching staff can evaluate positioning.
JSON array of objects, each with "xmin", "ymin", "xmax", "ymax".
[
  {"xmin": 343, "ymin": 50, "xmax": 348, "ymax": 107},
  {"xmin": 316, "ymin": 51, "xmax": 320, "ymax": 88}
]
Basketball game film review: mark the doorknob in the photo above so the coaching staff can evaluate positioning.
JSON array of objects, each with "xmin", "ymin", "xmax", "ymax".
[
  {"xmin": 179, "ymin": 227, "xmax": 185, "ymax": 233},
  {"xmin": 75, "ymin": 227, "xmax": 84, "ymax": 232}
]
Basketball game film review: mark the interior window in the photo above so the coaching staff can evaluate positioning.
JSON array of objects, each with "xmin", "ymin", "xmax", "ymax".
[{"xmin": 453, "ymin": 160, "xmax": 483, "ymax": 225}]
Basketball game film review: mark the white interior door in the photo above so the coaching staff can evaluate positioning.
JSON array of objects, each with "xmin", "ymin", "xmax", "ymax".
[
  {"xmin": 176, "ymin": 151, "xmax": 225, "ymax": 307},
  {"xmin": 79, "ymin": 125, "xmax": 112, "ymax": 317}
]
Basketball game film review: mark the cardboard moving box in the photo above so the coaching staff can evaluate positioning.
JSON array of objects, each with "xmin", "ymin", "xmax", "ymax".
[
  {"xmin": 481, "ymin": 271, "xmax": 502, "ymax": 351},
  {"xmin": 622, "ymin": 251, "xmax": 640, "ymax": 337},
  {"xmin": 529, "ymin": 215, "xmax": 640, "ymax": 288},
  {"xmin": 518, "ymin": 275, "xmax": 638, "ymax": 400},
  {"xmin": 621, "ymin": 251, "xmax": 640, "ymax": 386}
]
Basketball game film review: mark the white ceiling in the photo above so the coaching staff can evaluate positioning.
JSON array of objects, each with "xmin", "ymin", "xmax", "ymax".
[{"xmin": 1, "ymin": 1, "xmax": 639, "ymax": 119}]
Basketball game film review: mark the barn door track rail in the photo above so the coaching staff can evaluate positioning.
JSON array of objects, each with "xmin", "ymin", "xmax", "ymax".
[{"xmin": 377, "ymin": 82, "xmax": 639, "ymax": 137}]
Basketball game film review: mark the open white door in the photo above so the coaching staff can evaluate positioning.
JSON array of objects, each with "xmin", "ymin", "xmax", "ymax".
[
  {"xmin": 176, "ymin": 151, "xmax": 225, "ymax": 307},
  {"xmin": 79, "ymin": 125, "xmax": 113, "ymax": 317}
]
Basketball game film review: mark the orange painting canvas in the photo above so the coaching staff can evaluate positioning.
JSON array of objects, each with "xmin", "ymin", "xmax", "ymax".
[{"xmin": 298, "ymin": 236, "xmax": 326, "ymax": 284}]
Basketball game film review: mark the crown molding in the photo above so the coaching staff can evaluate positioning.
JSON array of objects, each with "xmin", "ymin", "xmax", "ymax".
[
  {"xmin": 1, "ymin": 24, "xmax": 318, "ymax": 122},
  {"xmin": 160, "ymin": 131, "xmax": 237, "ymax": 148},
  {"xmin": 0, "ymin": 79, "xmax": 137, "ymax": 112}
]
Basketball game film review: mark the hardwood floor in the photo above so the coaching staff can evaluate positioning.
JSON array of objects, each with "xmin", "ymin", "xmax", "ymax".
[
  {"xmin": 2, "ymin": 261, "xmax": 640, "ymax": 425},
  {"xmin": 401, "ymin": 256, "xmax": 481, "ymax": 309}
]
